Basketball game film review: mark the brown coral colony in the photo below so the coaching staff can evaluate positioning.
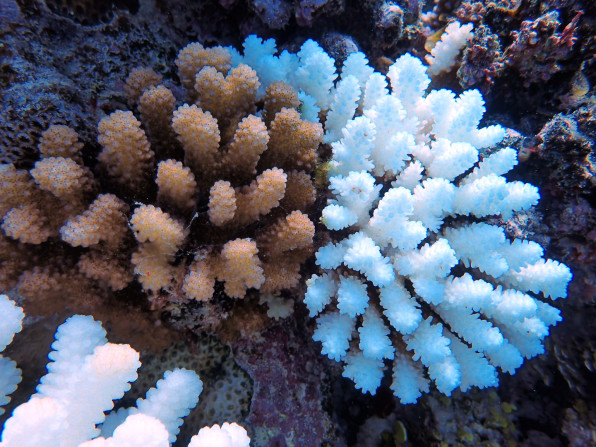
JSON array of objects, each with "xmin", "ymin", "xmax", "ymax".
[{"xmin": 0, "ymin": 41, "xmax": 321, "ymax": 319}]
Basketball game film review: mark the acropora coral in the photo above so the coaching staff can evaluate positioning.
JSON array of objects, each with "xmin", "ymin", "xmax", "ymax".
[
  {"xmin": 0, "ymin": 296, "xmax": 250, "ymax": 447},
  {"xmin": 0, "ymin": 39, "xmax": 321, "ymax": 324}
]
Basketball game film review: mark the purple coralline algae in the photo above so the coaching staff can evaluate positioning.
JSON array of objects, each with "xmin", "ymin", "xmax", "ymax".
[
  {"xmin": 504, "ymin": 11, "xmax": 582, "ymax": 86},
  {"xmin": 458, "ymin": 24, "xmax": 504, "ymax": 91},
  {"xmin": 229, "ymin": 320, "xmax": 337, "ymax": 446},
  {"xmin": 240, "ymin": 0, "xmax": 345, "ymax": 29}
]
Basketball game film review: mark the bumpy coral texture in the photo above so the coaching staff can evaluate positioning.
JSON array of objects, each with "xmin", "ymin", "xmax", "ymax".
[
  {"xmin": 161, "ymin": 39, "xmax": 325, "ymax": 304},
  {"xmin": 306, "ymin": 50, "xmax": 572, "ymax": 403},
  {"xmin": 216, "ymin": 238, "xmax": 265, "ymax": 299},
  {"xmin": 139, "ymin": 85, "xmax": 177, "ymax": 151},
  {"xmin": 175, "ymin": 42, "xmax": 232, "ymax": 93},
  {"xmin": 156, "ymin": 160, "xmax": 197, "ymax": 212},
  {"xmin": 194, "ymin": 64, "xmax": 260, "ymax": 122},
  {"xmin": 257, "ymin": 210, "xmax": 315, "ymax": 293},
  {"xmin": 425, "ymin": 21, "xmax": 474, "ymax": 76},
  {"xmin": 124, "ymin": 67, "xmax": 163, "ymax": 105},
  {"xmin": 60, "ymin": 193, "xmax": 129, "ymax": 249},
  {"xmin": 0, "ymin": 305, "xmax": 250, "ymax": 447},
  {"xmin": 37, "ymin": 124, "xmax": 83, "ymax": 161},
  {"xmin": 30, "ymin": 156, "xmax": 95, "ymax": 202},
  {"xmin": 208, "ymin": 181, "xmax": 236, "ymax": 227},
  {"xmin": 97, "ymin": 111, "xmax": 154, "ymax": 192}
]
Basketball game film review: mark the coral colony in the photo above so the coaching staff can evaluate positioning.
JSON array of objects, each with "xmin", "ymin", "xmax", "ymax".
[
  {"xmin": 305, "ymin": 45, "xmax": 572, "ymax": 403},
  {"xmin": 0, "ymin": 23, "xmax": 571, "ymax": 444}
]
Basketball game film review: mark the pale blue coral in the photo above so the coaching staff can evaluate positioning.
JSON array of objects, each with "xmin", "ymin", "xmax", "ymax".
[{"xmin": 306, "ymin": 47, "xmax": 572, "ymax": 403}]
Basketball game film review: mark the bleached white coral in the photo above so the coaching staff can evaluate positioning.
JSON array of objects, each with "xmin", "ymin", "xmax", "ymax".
[
  {"xmin": 0, "ymin": 296, "xmax": 24, "ymax": 352},
  {"xmin": 323, "ymin": 171, "xmax": 380, "ymax": 230},
  {"xmin": 425, "ymin": 21, "xmax": 474, "ymax": 76},
  {"xmin": 328, "ymin": 117, "xmax": 375, "ymax": 176},
  {"xmin": 0, "ymin": 312, "xmax": 249, "ymax": 447},
  {"xmin": 324, "ymin": 75, "xmax": 361, "ymax": 143},
  {"xmin": 306, "ymin": 49, "xmax": 572, "ymax": 403},
  {"xmin": 0, "ymin": 295, "xmax": 24, "ymax": 416},
  {"xmin": 80, "ymin": 414, "xmax": 169, "ymax": 447},
  {"xmin": 387, "ymin": 53, "xmax": 430, "ymax": 112},
  {"xmin": 365, "ymin": 186, "xmax": 426, "ymax": 250},
  {"xmin": 358, "ymin": 308, "xmax": 394, "ymax": 361},
  {"xmin": 391, "ymin": 353, "xmax": 429, "ymax": 404},
  {"xmin": 304, "ymin": 273, "xmax": 337, "ymax": 316},
  {"xmin": 188, "ymin": 422, "xmax": 250, "ymax": 447},
  {"xmin": 336, "ymin": 274, "xmax": 369, "ymax": 317},
  {"xmin": 342, "ymin": 352, "xmax": 385, "ymax": 395},
  {"xmin": 2, "ymin": 315, "xmax": 141, "ymax": 447},
  {"xmin": 379, "ymin": 281, "xmax": 422, "ymax": 335},
  {"xmin": 342, "ymin": 232, "xmax": 394, "ymax": 287},
  {"xmin": 100, "ymin": 368, "xmax": 203, "ymax": 443},
  {"xmin": 237, "ymin": 35, "xmax": 336, "ymax": 114},
  {"xmin": 313, "ymin": 311, "xmax": 354, "ymax": 361},
  {"xmin": 0, "ymin": 357, "xmax": 21, "ymax": 416}
]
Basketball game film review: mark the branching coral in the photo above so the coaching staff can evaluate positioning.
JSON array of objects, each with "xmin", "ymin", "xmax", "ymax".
[
  {"xmin": 175, "ymin": 42, "xmax": 232, "ymax": 93},
  {"xmin": 0, "ymin": 33, "xmax": 574, "ymax": 422},
  {"xmin": 156, "ymin": 160, "xmax": 197, "ymax": 212},
  {"xmin": 37, "ymin": 124, "xmax": 83, "ymax": 162},
  {"xmin": 0, "ymin": 294, "xmax": 24, "ymax": 416},
  {"xmin": 130, "ymin": 205, "xmax": 186, "ymax": 293},
  {"xmin": 138, "ymin": 85, "xmax": 177, "ymax": 151},
  {"xmin": 0, "ymin": 37, "xmax": 322, "ymax": 325},
  {"xmin": 194, "ymin": 64, "xmax": 260, "ymax": 122},
  {"xmin": 306, "ymin": 49, "xmax": 572, "ymax": 403},
  {"xmin": 124, "ymin": 67, "xmax": 163, "ymax": 105},
  {"xmin": 0, "ymin": 298, "xmax": 250, "ymax": 447},
  {"xmin": 97, "ymin": 111, "xmax": 154, "ymax": 192},
  {"xmin": 60, "ymin": 193, "xmax": 129, "ymax": 249},
  {"xmin": 425, "ymin": 21, "xmax": 474, "ymax": 76},
  {"xmin": 0, "ymin": 128, "xmax": 96, "ymax": 248}
]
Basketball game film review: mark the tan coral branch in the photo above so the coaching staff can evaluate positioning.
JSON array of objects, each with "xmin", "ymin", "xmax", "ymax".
[
  {"xmin": 38, "ymin": 125, "xmax": 83, "ymax": 162},
  {"xmin": 130, "ymin": 204, "xmax": 186, "ymax": 255},
  {"xmin": 175, "ymin": 42, "xmax": 232, "ymax": 93},
  {"xmin": 156, "ymin": 160, "xmax": 197, "ymax": 212},
  {"xmin": 194, "ymin": 64, "xmax": 259, "ymax": 121},
  {"xmin": 221, "ymin": 114, "xmax": 269, "ymax": 182},
  {"xmin": 234, "ymin": 168, "xmax": 287, "ymax": 226},
  {"xmin": 183, "ymin": 257, "xmax": 216, "ymax": 301},
  {"xmin": 97, "ymin": 110, "xmax": 154, "ymax": 191},
  {"xmin": 124, "ymin": 67, "xmax": 163, "ymax": 105},
  {"xmin": 60, "ymin": 193, "xmax": 129, "ymax": 249},
  {"xmin": 30, "ymin": 156, "xmax": 95, "ymax": 203},
  {"xmin": 216, "ymin": 238, "xmax": 265, "ymax": 298},
  {"xmin": 262, "ymin": 81, "xmax": 301, "ymax": 125},
  {"xmin": 139, "ymin": 85, "xmax": 177, "ymax": 148},
  {"xmin": 208, "ymin": 180, "xmax": 236, "ymax": 226},
  {"xmin": 172, "ymin": 104, "xmax": 220, "ymax": 182}
]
